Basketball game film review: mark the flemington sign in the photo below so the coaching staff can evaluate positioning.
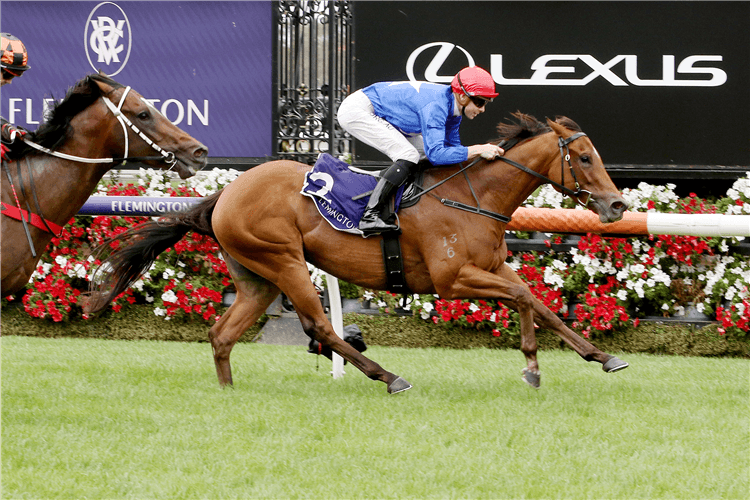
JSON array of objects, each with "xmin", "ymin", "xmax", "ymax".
[
  {"xmin": 353, "ymin": 1, "xmax": 749, "ymax": 167},
  {"xmin": 2, "ymin": 1, "xmax": 273, "ymax": 158}
]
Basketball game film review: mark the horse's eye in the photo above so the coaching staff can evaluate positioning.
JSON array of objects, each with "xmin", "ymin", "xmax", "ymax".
[
  {"xmin": 137, "ymin": 111, "xmax": 150, "ymax": 121},
  {"xmin": 580, "ymin": 155, "xmax": 591, "ymax": 164}
]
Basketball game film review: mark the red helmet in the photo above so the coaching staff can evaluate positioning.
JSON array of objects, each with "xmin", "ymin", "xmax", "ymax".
[
  {"xmin": 451, "ymin": 66, "xmax": 498, "ymax": 99},
  {"xmin": 1, "ymin": 33, "xmax": 30, "ymax": 77}
]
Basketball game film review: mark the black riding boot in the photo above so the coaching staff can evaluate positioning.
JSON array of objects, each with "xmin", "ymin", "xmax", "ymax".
[
  {"xmin": 359, "ymin": 177, "xmax": 399, "ymax": 234},
  {"xmin": 359, "ymin": 159, "xmax": 417, "ymax": 235}
]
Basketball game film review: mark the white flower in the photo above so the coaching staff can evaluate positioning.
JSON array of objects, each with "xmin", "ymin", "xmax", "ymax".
[
  {"xmin": 161, "ymin": 290, "xmax": 178, "ymax": 303},
  {"xmin": 68, "ymin": 263, "xmax": 87, "ymax": 279},
  {"xmin": 154, "ymin": 307, "xmax": 166, "ymax": 317}
]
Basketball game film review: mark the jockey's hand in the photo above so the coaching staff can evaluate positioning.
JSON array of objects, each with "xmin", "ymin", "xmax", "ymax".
[
  {"xmin": 469, "ymin": 143, "xmax": 505, "ymax": 160},
  {"xmin": 1, "ymin": 122, "xmax": 27, "ymax": 144}
]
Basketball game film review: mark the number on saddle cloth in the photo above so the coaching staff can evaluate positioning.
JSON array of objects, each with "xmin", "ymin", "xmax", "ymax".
[{"xmin": 301, "ymin": 153, "xmax": 406, "ymax": 235}]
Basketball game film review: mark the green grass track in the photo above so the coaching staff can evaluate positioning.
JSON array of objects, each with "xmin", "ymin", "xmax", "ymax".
[{"xmin": 2, "ymin": 337, "xmax": 748, "ymax": 499}]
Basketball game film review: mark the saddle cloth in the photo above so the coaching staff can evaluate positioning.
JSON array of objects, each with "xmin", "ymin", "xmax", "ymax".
[{"xmin": 300, "ymin": 153, "xmax": 406, "ymax": 235}]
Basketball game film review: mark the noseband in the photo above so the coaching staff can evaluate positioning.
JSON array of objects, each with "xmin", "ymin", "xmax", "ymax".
[
  {"xmin": 557, "ymin": 132, "xmax": 592, "ymax": 207},
  {"xmin": 20, "ymin": 86, "xmax": 177, "ymax": 169}
]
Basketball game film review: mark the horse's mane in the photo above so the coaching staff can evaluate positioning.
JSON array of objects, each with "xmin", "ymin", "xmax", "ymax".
[
  {"xmin": 495, "ymin": 111, "xmax": 582, "ymax": 143},
  {"xmin": 8, "ymin": 73, "xmax": 123, "ymax": 159}
]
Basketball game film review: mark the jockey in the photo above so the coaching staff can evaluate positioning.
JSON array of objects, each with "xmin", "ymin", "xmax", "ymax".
[
  {"xmin": 337, "ymin": 66, "xmax": 504, "ymax": 235},
  {"xmin": 1, "ymin": 33, "xmax": 31, "ymax": 158}
]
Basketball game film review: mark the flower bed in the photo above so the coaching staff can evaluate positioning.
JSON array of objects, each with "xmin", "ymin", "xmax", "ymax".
[{"xmin": 3, "ymin": 168, "xmax": 749, "ymax": 341}]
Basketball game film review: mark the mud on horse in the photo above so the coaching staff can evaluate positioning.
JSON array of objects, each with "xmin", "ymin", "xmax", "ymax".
[{"xmin": 86, "ymin": 113, "xmax": 629, "ymax": 393}]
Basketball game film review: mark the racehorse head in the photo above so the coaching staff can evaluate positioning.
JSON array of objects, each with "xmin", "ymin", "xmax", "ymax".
[
  {"xmin": 543, "ymin": 116, "xmax": 627, "ymax": 223},
  {"xmin": 89, "ymin": 73, "xmax": 208, "ymax": 179},
  {"xmin": 17, "ymin": 73, "xmax": 208, "ymax": 178}
]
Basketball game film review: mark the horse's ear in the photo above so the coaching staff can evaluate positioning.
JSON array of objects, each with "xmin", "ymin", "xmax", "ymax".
[
  {"xmin": 91, "ymin": 74, "xmax": 115, "ymax": 95},
  {"xmin": 546, "ymin": 117, "xmax": 569, "ymax": 138},
  {"xmin": 98, "ymin": 69, "xmax": 109, "ymax": 78}
]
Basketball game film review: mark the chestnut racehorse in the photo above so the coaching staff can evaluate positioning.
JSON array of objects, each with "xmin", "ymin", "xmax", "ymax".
[
  {"xmin": 1, "ymin": 73, "xmax": 208, "ymax": 296},
  {"xmin": 87, "ymin": 113, "xmax": 629, "ymax": 393}
]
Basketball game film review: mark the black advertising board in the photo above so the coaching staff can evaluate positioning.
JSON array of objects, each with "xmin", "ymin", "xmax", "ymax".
[{"xmin": 351, "ymin": 1, "xmax": 749, "ymax": 170}]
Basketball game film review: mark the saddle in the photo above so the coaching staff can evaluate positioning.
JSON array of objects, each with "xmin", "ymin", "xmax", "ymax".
[{"xmin": 301, "ymin": 148, "xmax": 515, "ymax": 294}]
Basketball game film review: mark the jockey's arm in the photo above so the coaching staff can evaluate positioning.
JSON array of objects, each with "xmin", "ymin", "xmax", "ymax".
[{"xmin": 467, "ymin": 143, "xmax": 505, "ymax": 160}]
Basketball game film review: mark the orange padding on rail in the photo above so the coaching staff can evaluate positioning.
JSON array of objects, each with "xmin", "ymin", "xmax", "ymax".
[{"xmin": 507, "ymin": 208, "xmax": 649, "ymax": 235}]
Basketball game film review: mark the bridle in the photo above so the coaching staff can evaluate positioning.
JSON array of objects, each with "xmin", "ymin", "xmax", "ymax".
[
  {"xmin": 20, "ymin": 86, "xmax": 178, "ymax": 169},
  {"xmin": 410, "ymin": 131, "xmax": 593, "ymax": 223},
  {"xmin": 1, "ymin": 86, "xmax": 180, "ymax": 255},
  {"xmin": 497, "ymin": 132, "xmax": 592, "ymax": 208}
]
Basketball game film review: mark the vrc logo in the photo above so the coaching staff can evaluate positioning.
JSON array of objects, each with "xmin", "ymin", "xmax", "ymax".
[{"xmin": 85, "ymin": 2, "xmax": 131, "ymax": 76}]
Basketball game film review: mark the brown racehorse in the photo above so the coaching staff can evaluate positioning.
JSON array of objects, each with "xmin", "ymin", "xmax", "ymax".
[
  {"xmin": 86, "ymin": 113, "xmax": 629, "ymax": 393},
  {"xmin": 1, "ymin": 73, "xmax": 208, "ymax": 296}
]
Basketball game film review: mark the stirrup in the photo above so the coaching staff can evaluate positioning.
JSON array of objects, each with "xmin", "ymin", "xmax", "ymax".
[
  {"xmin": 359, "ymin": 209, "xmax": 398, "ymax": 234},
  {"xmin": 359, "ymin": 218, "xmax": 398, "ymax": 234}
]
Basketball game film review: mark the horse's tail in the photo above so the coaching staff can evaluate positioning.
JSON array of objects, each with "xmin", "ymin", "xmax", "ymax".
[{"xmin": 84, "ymin": 189, "xmax": 223, "ymax": 314}]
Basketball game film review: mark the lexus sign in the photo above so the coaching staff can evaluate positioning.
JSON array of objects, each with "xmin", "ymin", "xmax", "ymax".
[{"xmin": 353, "ymin": 1, "xmax": 749, "ymax": 167}]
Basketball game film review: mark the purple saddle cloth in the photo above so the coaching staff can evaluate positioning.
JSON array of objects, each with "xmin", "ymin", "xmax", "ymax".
[{"xmin": 301, "ymin": 153, "xmax": 405, "ymax": 235}]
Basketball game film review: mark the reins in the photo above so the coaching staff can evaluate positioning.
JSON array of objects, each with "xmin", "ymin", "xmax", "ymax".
[{"xmin": 411, "ymin": 131, "xmax": 591, "ymax": 223}]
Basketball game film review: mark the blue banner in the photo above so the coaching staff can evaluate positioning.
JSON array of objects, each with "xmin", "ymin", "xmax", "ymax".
[
  {"xmin": 1, "ymin": 1, "xmax": 273, "ymax": 157},
  {"xmin": 79, "ymin": 196, "xmax": 201, "ymax": 216}
]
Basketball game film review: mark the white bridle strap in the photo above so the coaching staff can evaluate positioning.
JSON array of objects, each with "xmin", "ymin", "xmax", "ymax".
[
  {"xmin": 22, "ymin": 86, "xmax": 176, "ymax": 166},
  {"xmin": 102, "ymin": 86, "xmax": 133, "ymax": 162},
  {"xmin": 101, "ymin": 88, "xmax": 176, "ymax": 168}
]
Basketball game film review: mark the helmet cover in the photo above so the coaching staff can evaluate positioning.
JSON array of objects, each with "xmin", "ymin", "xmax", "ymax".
[
  {"xmin": 1, "ymin": 33, "xmax": 30, "ymax": 76},
  {"xmin": 451, "ymin": 66, "xmax": 498, "ymax": 98}
]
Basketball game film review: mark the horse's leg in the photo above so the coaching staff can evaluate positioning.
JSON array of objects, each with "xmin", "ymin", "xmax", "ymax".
[
  {"xmin": 448, "ymin": 263, "xmax": 628, "ymax": 387},
  {"xmin": 491, "ymin": 264, "xmax": 628, "ymax": 373},
  {"xmin": 448, "ymin": 264, "xmax": 542, "ymax": 387},
  {"xmin": 208, "ymin": 253, "xmax": 280, "ymax": 387},
  {"xmin": 278, "ymin": 264, "xmax": 411, "ymax": 394}
]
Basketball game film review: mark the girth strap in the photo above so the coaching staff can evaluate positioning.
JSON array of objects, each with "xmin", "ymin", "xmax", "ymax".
[{"xmin": 381, "ymin": 233, "xmax": 411, "ymax": 294}]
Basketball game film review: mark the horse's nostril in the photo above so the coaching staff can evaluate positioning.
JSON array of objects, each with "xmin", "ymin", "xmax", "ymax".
[{"xmin": 612, "ymin": 200, "xmax": 628, "ymax": 213}]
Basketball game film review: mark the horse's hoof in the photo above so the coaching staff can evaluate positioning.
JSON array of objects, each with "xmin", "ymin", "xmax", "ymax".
[
  {"xmin": 522, "ymin": 367, "xmax": 541, "ymax": 388},
  {"xmin": 603, "ymin": 356, "xmax": 629, "ymax": 373},
  {"xmin": 387, "ymin": 376, "xmax": 412, "ymax": 394}
]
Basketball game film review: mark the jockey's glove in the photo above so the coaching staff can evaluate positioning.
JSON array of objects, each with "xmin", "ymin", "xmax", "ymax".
[{"xmin": 1, "ymin": 122, "xmax": 27, "ymax": 145}]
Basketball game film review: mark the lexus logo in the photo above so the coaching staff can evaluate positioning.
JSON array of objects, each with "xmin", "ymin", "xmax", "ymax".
[
  {"xmin": 85, "ymin": 2, "xmax": 132, "ymax": 76},
  {"xmin": 406, "ymin": 41, "xmax": 727, "ymax": 87},
  {"xmin": 406, "ymin": 42, "xmax": 474, "ymax": 83}
]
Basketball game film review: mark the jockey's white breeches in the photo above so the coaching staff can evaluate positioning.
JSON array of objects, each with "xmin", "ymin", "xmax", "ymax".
[{"xmin": 337, "ymin": 90, "xmax": 423, "ymax": 164}]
